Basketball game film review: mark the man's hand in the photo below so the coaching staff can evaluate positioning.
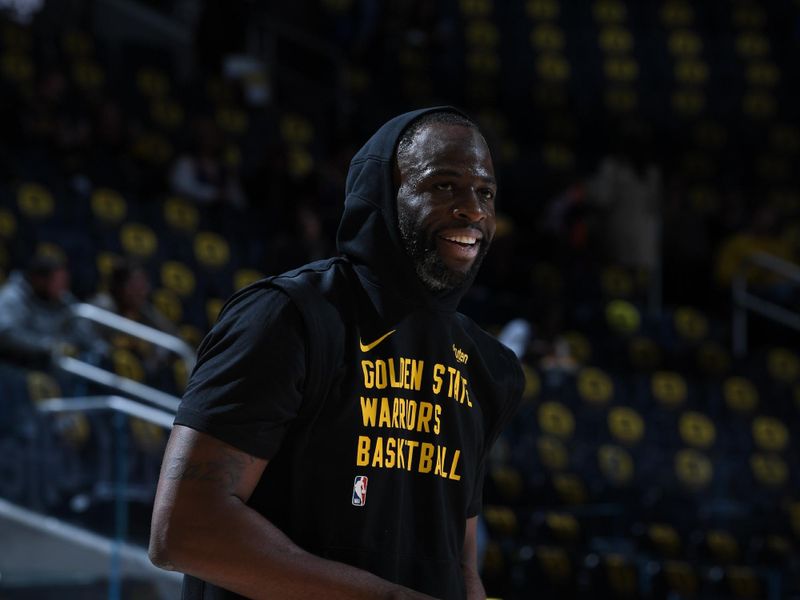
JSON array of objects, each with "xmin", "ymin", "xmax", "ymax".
[{"xmin": 150, "ymin": 425, "xmax": 438, "ymax": 600}]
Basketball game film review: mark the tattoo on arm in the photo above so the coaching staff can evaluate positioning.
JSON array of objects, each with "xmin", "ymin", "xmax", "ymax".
[{"xmin": 165, "ymin": 450, "xmax": 256, "ymax": 489}]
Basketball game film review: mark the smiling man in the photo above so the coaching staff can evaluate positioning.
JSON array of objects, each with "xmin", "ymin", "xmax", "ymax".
[{"xmin": 149, "ymin": 108, "xmax": 523, "ymax": 600}]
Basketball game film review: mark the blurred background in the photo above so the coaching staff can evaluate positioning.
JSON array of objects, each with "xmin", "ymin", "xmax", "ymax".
[{"xmin": 0, "ymin": 0, "xmax": 799, "ymax": 598}]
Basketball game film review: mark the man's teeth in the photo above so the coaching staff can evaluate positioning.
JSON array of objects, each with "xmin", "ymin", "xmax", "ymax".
[{"xmin": 444, "ymin": 235, "xmax": 477, "ymax": 245}]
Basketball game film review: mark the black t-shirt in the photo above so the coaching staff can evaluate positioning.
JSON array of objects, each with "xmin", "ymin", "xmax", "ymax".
[{"xmin": 174, "ymin": 261, "xmax": 524, "ymax": 600}]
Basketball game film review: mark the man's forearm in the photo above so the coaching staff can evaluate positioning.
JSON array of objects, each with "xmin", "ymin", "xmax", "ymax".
[
  {"xmin": 463, "ymin": 564, "xmax": 487, "ymax": 600},
  {"xmin": 151, "ymin": 493, "xmax": 434, "ymax": 600}
]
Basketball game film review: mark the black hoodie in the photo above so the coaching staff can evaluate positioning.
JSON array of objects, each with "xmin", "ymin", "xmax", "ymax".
[{"xmin": 175, "ymin": 107, "xmax": 523, "ymax": 599}]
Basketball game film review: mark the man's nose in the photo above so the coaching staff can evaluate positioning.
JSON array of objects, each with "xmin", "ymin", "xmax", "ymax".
[{"xmin": 452, "ymin": 190, "xmax": 487, "ymax": 222}]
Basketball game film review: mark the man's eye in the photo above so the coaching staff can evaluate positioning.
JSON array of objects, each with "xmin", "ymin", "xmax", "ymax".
[{"xmin": 480, "ymin": 189, "xmax": 495, "ymax": 201}]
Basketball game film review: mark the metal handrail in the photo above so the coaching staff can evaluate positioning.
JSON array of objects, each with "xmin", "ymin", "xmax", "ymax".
[
  {"xmin": 36, "ymin": 395, "xmax": 175, "ymax": 600},
  {"xmin": 55, "ymin": 356, "xmax": 181, "ymax": 413},
  {"xmin": 37, "ymin": 395, "xmax": 175, "ymax": 428},
  {"xmin": 70, "ymin": 303, "xmax": 196, "ymax": 372},
  {"xmin": 732, "ymin": 251, "xmax": 800, "ymax": 357}
]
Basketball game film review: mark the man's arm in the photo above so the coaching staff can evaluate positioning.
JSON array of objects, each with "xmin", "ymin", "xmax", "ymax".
[
  {"xmin": 149, "ymin": 425, "xmax": 435, "ymax": 600},
  {"xmin": 462, "ymin": 516, "xmax": 487, "ymax": 600}
]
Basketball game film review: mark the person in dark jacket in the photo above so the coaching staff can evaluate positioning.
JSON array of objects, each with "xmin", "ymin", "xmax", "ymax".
[
  {"xmin": 149, "ymin": 107, "xmax": 523, "ymax": 600},
  {"xmin": 0, "ymin": 255, "xmax": 106, "ymax": 367}
]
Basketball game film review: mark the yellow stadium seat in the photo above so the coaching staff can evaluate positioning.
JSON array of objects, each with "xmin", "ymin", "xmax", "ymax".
[
  {"xmin": 601, "ymin": 266, "xmax": 635, "ymax": 297},
  {"xmin": 206, "ymin": 297, "xmax": 225, "ymax": 327},
  {"xmin": 536, "ymin": 53, "xmax": 571, "ymax": 82},
  {"xmin": 483, "ymin": 505, "xmax": 519, "ymax": 536},
  {"xmin": 130, "ymin": 417, "xmax": 166, "ymax": 454},
  {"xmin": 668, "ymin": 30, "xmax": 702, "ymax": 56},
  {"xmin": 672, "ymin": 89, "xmax": 706, "ymax": 115},
  {"xmin": 163, "ymin": 196, "xmax": 199, "ymax": 232},
  {"xmin": 752, "ymin": 416, "xmax": 789, "ymax": 452},
  {"xmin": 538, "ymin": 435, "xmax": 570, "ymax": 470},
  {"xmin": 2, "ymin": 23, "xmax": 32, "ymax": 50},
  {"xmin": 606, "ymin": 300, "xmax": 641, "ymax": 335},
  {"xmin": 678, "ymin": 411, "xmax": 716, "ymax": 449},
  {"xmin": 178, "ymin": 324, "xmax": 203, "ymax": 348},
  {"xmin": 152, "ymin": 288, "xmax": 183, "ymax": 323},
  {"xmin": 465, "ymin": 20, "xmax": 499, "ymax": 47},
  {"xmin": 674, "ymin": 308, "xmax": 708, "ymax": 341},
  {"xmin": 112, "ymin": 348, "xmax": 145, "ymax": 382},
  {"xmin": 1, "ymin": 53, "xmax": 33, "ymax": 83},
  {"xmin": 647, "ymin": 523, "xmax": 682, "ymax": 558},
  {"xmin": 521, "ymin": 363, "xmax": 541, "ymax": 401},
  {"xmin": 151, "ymin": 99, "xmax": 185, "ymax": 130},
  {"xmin": 120, "ymin": 223, "xmax": 158, "ymax": 258},
  {"xmin": 661, "ymin": 560, "xmax": 699, "ymax": 596},
  {"xmin": 706, "ymin": 530, "xmax": 741, "ymax": 562},
  {"xmin": 544, "ymin": 512, "xmax": 581, "ymax": 543},
  {"xmin": 531, "ymin": 262, "xmax": 563, "ymax": 294},
  {"xmin": 132, "ymin": 132, "xmax": 174, "ymax": 165},
  {"xmin": 525, "ymin": 0, "xmax": 559, "ymax": 20},
  {"xmin": 96, "ymin": 252, "xmax": 121, "ymax": 280},
  {"xmin": 745, "ymin": 61, "xmax": 780, "ymax": 87},
  {"xmin": 482, "ymin": 542, "xmax": 505, "ymax": 578},
  {"xmin": 552, "ymin": 473, "xmax": 588, "ymax": 505},
  {"xmin": 736, "ymin": 32, "xmax": 770, "ymax": 59},
  {"xmin": 599, "ymin": 26, "xmax": 634, "ymax": 53},
  {"xmin": 608, "ymin": 407, "xmax": 645, "ymax": 446},
  {"xmin": 490, "ymin": 465, "xmax": 523, "ymax": 502},
  {"xmin": 62, "ymin": 30, "xmax": 93, "ymax": 57},
  {"xmin": 601, "ymin": 553, "xmax": 638, "ymax": 598},
  {"xmin": 0, "ymin": 209, "xmax": 17, "ymax": 238},
  {"xmin": 674, "ymin": 59, "xmax": 709, "ymax": 85},
  {"xmin": 592, "ymin": 0, "xmax": 627, "ymax": 24},
  {"xmin": 536, "ymin": 545, "xmax": 573, "ymax": 583},
  {"xmin": 603, "ymin": 57, "xmax": 639, "ymax": 82},
  {"xmin": 27, "ymin": 370, "xmax": 60, "ymax": 403},
  {"xmin": 542, "ymin": 143, "xmax": 575, "ymax": 170},
  {"xmin": 598, "ymin": 444, "xmax": 634, "ymax": 485},
  {"xmin": 696, "ymin": 341, "xmax": 730, "ymax": 375},
  {"xmin": 173, "ymin": 357, "xmax": 189, "ymax": 391},
  {"xmin": 280, "ymin": 114, "xmax": 314, "ymax": 145},
  {"xmin": 724, "ymin": 566, "xmax": 762, "ymax": 599},
  {"xmin": 460, "ymin": 0, "xmax": 493, "ymax": 18},
  {"xmin": 723, "ymin": 376, "xmax": 759, "ymax": 414},
  {"xmin": 35, "ymin": 242, "xmax": 66, "ymax": 263},
  {"xmin": 538, "ymin": 401, "xmax": 575, "ymax": 439},
  {"xmin": 530, "ymin": 24, "xmax": 565, "ymax": 51},
  {"xmin": 660, "ymin": 2, "xmax": 694, "ymax": 27},
  {"xmin": 563, "ymin": 331, "xmax": 592, "ymax": 364},
  {"xmin": 466, "ymin": 49, "xmax": 500, "ymax": 74},
  {"xmin": 72, "ymin": 60, "xmax": 104, "ymax": 90},
  {"xmin": 287, "ymin": 146, "xmax": 315, "ymax": 178},
  {"xmin": 233, "ymin": 268, "xmax": 264, "ymax": 291},
  {"xmin": 694, "ymin": 121, "xmax": 727, "ymax": 149},
  {"xmin": 605, "ymin": 87, "xmax": 639, "ymax": 113},
  {"xmin": 136, "ymin": 67, "xmax": 170, "ymax": 98},
  {"xmin": 767, "ymin": 347, "xmax": 799, "ymax": 383},
  {"xmin": 194, "ymin": 231, "xmax": 231, "ymax": 269},
  {"xmin": 732, "ymin": 5, "xmax": 766, "ymax": 28},
  {"xmin": 674, "ymin": 448, "xmax": 713, "ymax": 489},
  {"xmin": 17, "ymin": 182, "xmax": 54, "ymax": 219},
  {"xmin": 91, "ymin": 188, "xmax": 127, "ymax": 224},
  {"xmin": 216, "ymin": 107, "xmax": 248, "ymax": 135},
  {"xmin": 629, "ymin": 336, "xmax": 661, "ymax": 370},
  {"xmin": 161, "ymin": 261, "xmax": 197, "ymax": 297},
  {"xmin": 578, "ymin": 367, "xmax": 614, "ymax": 406},
  {"xmin": 742, "ymin": 91, "xmax": 776, "ymax": 118}
]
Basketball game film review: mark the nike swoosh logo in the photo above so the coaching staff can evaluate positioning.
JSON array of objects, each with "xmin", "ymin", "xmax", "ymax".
[{"xmin": 359, "ymin": 329, "xmax": 396, "ymax": 353}]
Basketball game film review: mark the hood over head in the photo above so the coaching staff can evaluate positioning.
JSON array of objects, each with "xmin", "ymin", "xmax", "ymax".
[{"xmin": 336, "ymin": 106, "xmax": 484, "ymax": 318}]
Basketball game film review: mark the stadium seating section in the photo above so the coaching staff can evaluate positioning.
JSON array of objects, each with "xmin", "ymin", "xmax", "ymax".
[{"xmin": 1, "ymin": 1, "xmax": 799, "ymax": 598}]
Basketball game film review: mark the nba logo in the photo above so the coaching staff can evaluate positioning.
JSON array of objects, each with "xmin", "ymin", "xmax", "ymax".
[{"xmin": 352, "ymin": 476, "xmax": 368, "ymax": 507}]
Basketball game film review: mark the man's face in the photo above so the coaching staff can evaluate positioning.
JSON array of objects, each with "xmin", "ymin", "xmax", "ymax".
[{"xmin": 396, "ymin": 123, "xmax": 497, "ymax": 292}]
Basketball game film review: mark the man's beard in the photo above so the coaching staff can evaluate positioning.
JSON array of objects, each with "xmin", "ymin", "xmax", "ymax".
[{"xmin": 398, "ymin": 214, "xmax": 489, "ymax": 293}]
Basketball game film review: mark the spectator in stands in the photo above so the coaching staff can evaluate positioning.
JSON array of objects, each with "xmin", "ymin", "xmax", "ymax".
[
  {"xmin": 0, "ymin": 255, "xmax": 107, "ymax": 368},
  {"xmin": 169, "ymin": 117, "xmax": 246, "ymax": 209},
  {"xmin": 90, "ymin": 259, "xmax": 177, "ymax": 375}
]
